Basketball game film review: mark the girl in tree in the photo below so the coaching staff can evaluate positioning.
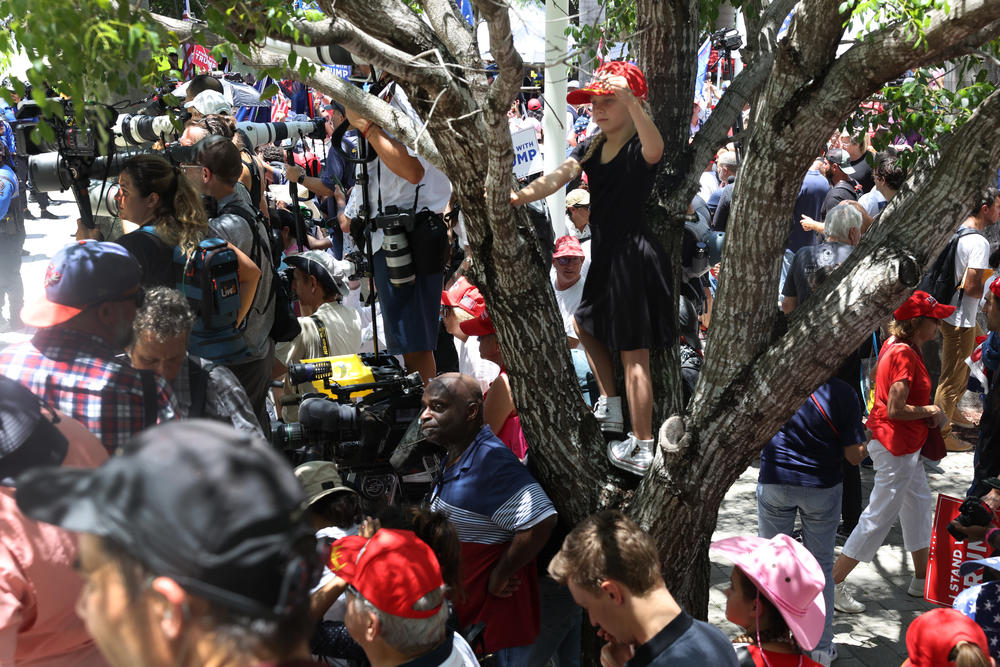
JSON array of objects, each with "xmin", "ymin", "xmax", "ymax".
[{"xmin": 511, "ymin": 61, "xmax": 667, "ymax": 475}]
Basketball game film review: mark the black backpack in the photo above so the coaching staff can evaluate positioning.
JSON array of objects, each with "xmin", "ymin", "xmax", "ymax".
[{"xmin": 918, "ymin": 227, "xmax": 984, "ymax": 304}]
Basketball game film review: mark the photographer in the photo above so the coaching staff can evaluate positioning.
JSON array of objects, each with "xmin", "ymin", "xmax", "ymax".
[
  {"xmin": 342, "ymin": 79, "xmax": 451, "ymax": 384},
  {"xmin": 0, "ymin": 141, "xmax": 24, "ymax": 331},
  {"xmin": 275, "ymin": 250, "xmax": 361, "ymax": 422},
  {"xmin": 189, "ymin": 136, "xmax": 276, "ymax": 433},
  {"xmin": 114, "ymin": 154, "xmax": 260, "ymax": 327}
]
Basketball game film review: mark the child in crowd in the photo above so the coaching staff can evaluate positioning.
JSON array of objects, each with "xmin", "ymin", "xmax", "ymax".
[
  {"xmin": 712, "ymin": 534, "xmax": 826, "ymax": 667},
  {"xmin": 903, "ymin": 608, "xmax": 994, "ymax": 667},
  {"xmin": 511, "ymin": 61, "xmax": 668, "ymax": 476}
]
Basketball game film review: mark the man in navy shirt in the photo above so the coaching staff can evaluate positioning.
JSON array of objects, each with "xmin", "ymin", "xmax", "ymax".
[
  {"xmin": 757, "ymin": 378, "xmax": 867, "ymax": 664},
  {"xmin": 549, "ymin": 510, "xmax": 736, "ymax": 667},
  {"xmin": 425, "ymin": 373, "xmax": 556, "ymax": 667}
]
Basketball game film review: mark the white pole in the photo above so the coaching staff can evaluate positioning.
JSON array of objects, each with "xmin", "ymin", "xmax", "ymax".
[{"xmin": 543, "ymin": 0, "xmax": 569, "ymax": 241}]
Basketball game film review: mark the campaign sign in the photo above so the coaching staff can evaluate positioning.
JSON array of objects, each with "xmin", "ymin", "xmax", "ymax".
[
  {"xmin": 511, "ymin": 128, "xmax": 543, "ymax": 179},
  {"xmin": 188, "ymin": 45, "xmax": 217, "ymax": 73},
  {"xmin": 927, "ymin": 493, "xmax": 992, "ymax": 606}
]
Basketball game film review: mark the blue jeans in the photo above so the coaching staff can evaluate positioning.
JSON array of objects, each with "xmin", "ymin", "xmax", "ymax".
[
  {"xmin": 495, "ymin": 643, "xmax": 534, "ymax": 667},
  {"xmin": 757, "ymin": 482, "xmax": 841, "ymax": 659},
  {"xmin": 571, "ymin": 347, "xmax": 597, "ymax": 407},
  {"xmin": 526, "ymin": 575, "xmax": 582, "ymax": 667}
]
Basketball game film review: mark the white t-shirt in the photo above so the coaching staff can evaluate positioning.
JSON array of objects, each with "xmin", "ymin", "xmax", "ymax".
[
  {"xmin": 455, "ymin": 336, "xmax": 500, "ymax": 393},
  {"xmin": 946, "ymin": 230, "xmax": 991, "ymax": 328},
  {"xmin": 552, "ymin": 277, "xmax": 585, "ymax": 346}
]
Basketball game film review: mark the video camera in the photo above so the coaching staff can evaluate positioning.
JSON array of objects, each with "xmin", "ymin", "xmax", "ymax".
[
  {"xmin": 711, "ymin": 28, "xmax": 743, "ymax": 52},
  {"xmin": 273, "ymin": 353, "xmax": 442, "ymax": 506}
]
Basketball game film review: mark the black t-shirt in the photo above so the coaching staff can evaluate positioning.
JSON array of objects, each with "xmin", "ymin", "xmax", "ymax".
[
  {"xmin": 850, "ymin": 154, "xmax": 875, "ymax": 194},
  {"xmin": 626, "ymin": 610, "xmax": 738, "ymax": 667},
  {"xmin": 116, "ymin": 228, "xmax": 175, "ymax": 288},
  {"xmin": 820, "ymin": 180, "xmax": 858, "ymax": 220}
]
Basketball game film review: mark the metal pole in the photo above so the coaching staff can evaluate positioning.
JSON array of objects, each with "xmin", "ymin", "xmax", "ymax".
[{"xmin": 543, "ymin": 0, "xmax": 569, "ymax": 241}]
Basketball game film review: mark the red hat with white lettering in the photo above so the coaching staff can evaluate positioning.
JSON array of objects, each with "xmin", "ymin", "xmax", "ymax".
[
  {"xmin": 893, "ymin": 290, "xmax": 955, "ymax": 321},
  {"xmin": 328, "ymin": 529, "xmax": 444, "ymax": 619},
  {"xmin": 567, "ymin": 61, "xmax": 648, "ymax": 105},
  {"xmin": 441, "ymin": 277, "xmax": 485, "ymax": 318}
]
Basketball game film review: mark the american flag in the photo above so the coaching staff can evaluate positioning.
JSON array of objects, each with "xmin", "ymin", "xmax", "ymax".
[
  {"xmin": 271, "ymin": 92, "xmax": 291, "ymax": 121},
  {"xmin": 954, "ymin": 580, "xmax": 1000, "ymax": 659}
]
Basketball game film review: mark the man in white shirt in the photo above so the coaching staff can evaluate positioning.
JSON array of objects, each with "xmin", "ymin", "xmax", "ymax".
[{"xmin": 936, "ymin": 186, "xmax": 1000, "ymax": 449}]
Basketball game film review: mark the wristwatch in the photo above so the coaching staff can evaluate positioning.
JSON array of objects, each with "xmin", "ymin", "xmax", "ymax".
[{"xmin": 296, "ymin": 172, "xmax": 306, "ymax": 185}]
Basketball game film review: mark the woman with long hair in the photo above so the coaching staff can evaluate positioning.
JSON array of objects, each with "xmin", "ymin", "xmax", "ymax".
[{"xmin": 115, "ymin": 154, "xmax": 259, "ymax": 324}]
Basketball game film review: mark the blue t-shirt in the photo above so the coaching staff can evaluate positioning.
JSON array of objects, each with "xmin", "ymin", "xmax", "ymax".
[
  {"xmin": 626, "ymin": 610, "xmax": 738, "ymax": 667},
  {"xmin": 787, "ymin": 169, "xmax": 830, "ymax": 252},
  {"xmin": 0, "ymin": 163, "xmax": 18, "ymax": 219},
  {"xmin": 759, "ymin": 378, "xmax": 866, "ymax": 488}
]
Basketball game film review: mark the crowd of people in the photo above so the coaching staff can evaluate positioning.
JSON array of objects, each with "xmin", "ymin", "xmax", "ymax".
[{"xmin": 0, "ymin": 58, "xmax": 999, "ymax": 667}]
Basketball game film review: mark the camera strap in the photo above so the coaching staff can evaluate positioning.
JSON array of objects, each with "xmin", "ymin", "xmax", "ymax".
[{"xmin": 309, "ymin": 315, "xmax": 331, "ymax": 357}]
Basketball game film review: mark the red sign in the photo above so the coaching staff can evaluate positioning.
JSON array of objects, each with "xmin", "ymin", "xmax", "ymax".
[
  {"xmin": 187, "ymin": 45, "xmax": 217, "ymax": 73},
  {"xmin": 927, "ymin": 494, "xmax": 992, "ymax": 606}
]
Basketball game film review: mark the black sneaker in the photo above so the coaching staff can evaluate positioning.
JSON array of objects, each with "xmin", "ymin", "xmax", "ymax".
[
  {"xmin": 22, "ymin": 208, "xmax": 35, "ymax": 219},
  {"xmin": 38, "ymin": 209, "xmax": 59, "ymax": 219}
]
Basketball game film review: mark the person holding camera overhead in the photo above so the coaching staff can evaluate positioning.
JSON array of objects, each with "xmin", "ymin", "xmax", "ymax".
[{"xmin": 339, "ymin": 76, "xmax": 451, "ymax": 384}]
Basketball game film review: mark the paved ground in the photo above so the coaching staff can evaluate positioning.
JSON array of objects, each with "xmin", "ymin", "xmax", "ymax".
[{"xmin": 709, "ymin": 394, "xmax": 984, "ymax": 665}]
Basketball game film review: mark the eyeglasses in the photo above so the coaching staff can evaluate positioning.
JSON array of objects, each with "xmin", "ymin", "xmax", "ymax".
[
  {"xmin": 555, "ymin": 257, "xmax": 583, "ymax": 266},
  {"xmin": 570, "ymin": 204, "xmax": 589, "ymax": 210}
]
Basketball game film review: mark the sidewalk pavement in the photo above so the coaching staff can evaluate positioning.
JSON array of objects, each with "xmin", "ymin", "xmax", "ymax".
[{"xmin": 709, "ymin": 392, "xmax": 984, "ymax": 666}]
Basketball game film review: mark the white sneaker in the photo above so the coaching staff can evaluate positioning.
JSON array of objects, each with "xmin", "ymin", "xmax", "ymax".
[
  {"xmin": 593, "ymin": 395, "xmax": 624, "ymax": 433},
  {"xmin": 834, "ymin": 582, "xmax": 866, "ymax": 613},
  {"xmin": 607, "ymin": 433, "xmax": 653, "ymax": 476},
  {"xmin": 907, "ymin": 576, "xmax": 925, "ymax": 597}
]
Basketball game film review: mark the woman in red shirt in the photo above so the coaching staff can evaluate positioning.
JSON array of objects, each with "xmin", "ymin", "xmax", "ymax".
[{"xmin": 830, "ymin": 291, "xmax": 952, "ymax": 614}]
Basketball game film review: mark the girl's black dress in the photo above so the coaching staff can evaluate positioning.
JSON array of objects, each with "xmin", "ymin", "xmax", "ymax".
[{"xmin": 570, "ymin": 133, "xmax": 674, "ymax": 351}]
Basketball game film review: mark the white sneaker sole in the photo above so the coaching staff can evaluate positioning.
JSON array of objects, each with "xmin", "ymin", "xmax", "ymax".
[{"xmin": 607, "ymin": 441, "xmax": 649, "ymax": 476}]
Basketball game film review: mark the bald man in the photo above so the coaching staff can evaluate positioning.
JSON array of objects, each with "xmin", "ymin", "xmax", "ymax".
[{"xmin": 424, "ymin": 373, "xmax": 558, "ymax": 665}]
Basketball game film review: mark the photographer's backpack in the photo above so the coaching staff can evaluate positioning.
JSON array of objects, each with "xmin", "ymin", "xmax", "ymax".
[
  {"xmin": 217, "ymin": 199, "xmax": 301, "ymax": 343},
  {"xmin": 140, "ymin": 226, "xmax": 251, "ymax": 364},
  {"xmin": 918, "ymin": 227, "xmax": 984, "ymax": 305}
]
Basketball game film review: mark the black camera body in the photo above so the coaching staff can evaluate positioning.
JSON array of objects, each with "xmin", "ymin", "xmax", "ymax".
[
  {"xmin": 948, "ymin": 497, "xmax": 995, "ymax": 541},
  {"xmin": 711, "ymin": 28, "xmax": 743, "ymax": 52},
  {"xmin": 374, "ymin": 205, "xmax": 416, "ymax": 233},
  {"xmin": 273, "ymin": 354, "xmax": 440, "ymax": 506}
]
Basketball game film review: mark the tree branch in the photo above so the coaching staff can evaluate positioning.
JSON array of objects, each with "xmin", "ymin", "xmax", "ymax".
[
  {"xmin": 696, "ymin": 86, "xmax": 1000, "ymax": 473},
  {"xmin": 474, "ymin": 0, "xmax": 525, "ymax": 114},
  {"xmin": 314, "ymin": 0, "xmax": 449, "ymax": 63},
  {"xmin": 421, "ymin": 0, "xmax": 479, "ymax": 71},
  {"xmin": 261, "ymin": 18, "xmax": 453, "ymax": 91}
]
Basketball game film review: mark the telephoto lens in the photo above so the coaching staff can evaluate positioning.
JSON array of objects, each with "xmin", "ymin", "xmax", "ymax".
[{"xmin": 381, "ymin": 225, "xmax": 416, "ymax": 286}]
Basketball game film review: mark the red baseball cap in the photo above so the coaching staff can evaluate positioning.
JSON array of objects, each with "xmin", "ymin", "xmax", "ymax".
[
  {"xmin": 989, "ymin": 278, "xmax": 1000, "ymax": 299},
  {"xmin": 553, "ymin": 235, "xmax": 585, "ymax": 259},
  {"xmin": 903, "ymin": 608, "xmax": 990, "ymax": 667},
  {"xmin": 527, "ymin": 98, "xmax": 541, "ymax": 111},
  {"xmin": 893, "ymin": 290, "xmax": 956, "ymax": 321},
  {"xmin": 567, "ymin": 61, "xmax": 648, "ymax": 105},
  {"xmin": 459, "ymin": 309, "xmax": 495, "ymax": 337},
  {"xmin": 328, "ymin": 529, "xmax": 444, "ymax": 619},
  {"xmin": 441, "ymin": 277, "xmax": 485, "ymax": 318}
]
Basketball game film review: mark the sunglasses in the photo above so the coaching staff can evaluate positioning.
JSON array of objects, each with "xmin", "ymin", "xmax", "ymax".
[
  {"xmin": 555, "ymin": 257, "xmax": 583, "ymax": 266},
  {"xmin": 570, "ymin": 204, "xmax": 590, "ymax": 210}
]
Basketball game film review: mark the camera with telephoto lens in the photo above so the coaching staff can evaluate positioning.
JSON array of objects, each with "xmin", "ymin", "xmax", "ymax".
[
  {"xmin": 333, "ymin": 251, "xmax": 369, "ymax": 282},
  {"xmin": 272, "ymin": 354, "xmax": 441, "ymax": 506},
  {"xmin": 375, "ymin": 205, "xmax": 416, "ymax": 286},
  {"xmin": 947, "ymin": 497, "xmax": 995, "ymax": 541}
]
